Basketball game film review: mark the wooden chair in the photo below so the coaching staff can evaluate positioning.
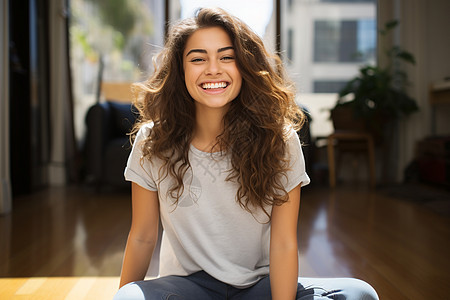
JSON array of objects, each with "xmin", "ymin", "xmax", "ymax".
[
  {"xmin": 327, "ymin": 131, "xmax": 376, "ymax": 188},
  {"xmin": 327, "ymin": 107, "xmax": 376, "ymax": 188},
  {"xmin": 101, "ymin": 82, "xmax": 133, "ymax": 103}
]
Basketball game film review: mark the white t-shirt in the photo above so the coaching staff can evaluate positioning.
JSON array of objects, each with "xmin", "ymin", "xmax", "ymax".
[{"xmin": 124, "ymin": 123, "xmax": 310, "ymax": 288}]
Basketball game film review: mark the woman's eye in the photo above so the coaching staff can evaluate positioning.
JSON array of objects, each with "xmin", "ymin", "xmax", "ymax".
[
  {"xmin": 221, "ymin": 56, "xmax": 235, "ymax": 61},
  {"xmin": 190, "ymin": 58, "xmax": 204, "ymax": 63}
]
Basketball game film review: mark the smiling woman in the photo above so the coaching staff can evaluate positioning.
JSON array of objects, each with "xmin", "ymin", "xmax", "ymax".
[
  {"xmin": 183, "ymin": 27, "xmax": 242, "ymax": 117},
  {"xmin": 111, "ymin": 7, "xmax": 379, "ymax": 300}
]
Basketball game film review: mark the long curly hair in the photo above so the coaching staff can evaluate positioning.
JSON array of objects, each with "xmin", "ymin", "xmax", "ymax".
[{"xmin": 132, "ymin": 7, "xmax": 305, "ymax": 216}]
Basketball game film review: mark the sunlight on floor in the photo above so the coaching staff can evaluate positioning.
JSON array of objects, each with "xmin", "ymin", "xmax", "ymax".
[{"xmin": 0, "ymin": 277, "xmax": 120, "ymax": 300}]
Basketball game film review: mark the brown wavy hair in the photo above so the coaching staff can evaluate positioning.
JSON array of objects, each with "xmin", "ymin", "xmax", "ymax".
[{"xmin": 132, "ymin": 7, "xmax": 305, "ymax": 216}]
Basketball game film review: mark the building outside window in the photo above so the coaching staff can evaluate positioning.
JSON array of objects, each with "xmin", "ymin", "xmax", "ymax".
[
  {"xmin": 314, "ymin": 20, "xmax": 376, "ymax": 64},
  {"xmin": 282, "ymin": 0, "xmax": 377, "ymax": 137}
]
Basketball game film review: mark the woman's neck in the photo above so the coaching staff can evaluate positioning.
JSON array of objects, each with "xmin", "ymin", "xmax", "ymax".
[{"xmin": 192, "ymin": 107, "xmax": 227, "ymax": 153}]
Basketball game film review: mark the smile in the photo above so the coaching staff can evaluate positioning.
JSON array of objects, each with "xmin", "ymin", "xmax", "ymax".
[{"xmin": 201, "ymin": 82, "xmax": 229, "ymax": 90}]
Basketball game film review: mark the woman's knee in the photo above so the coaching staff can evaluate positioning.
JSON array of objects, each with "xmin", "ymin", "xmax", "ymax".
[
  {"xmin": 344, "ymin": 278, "xmax": 379, "ymax": 300},
  {"xmin": 113, "ymin": 282, "xmax": 145, "ymax": 300},
  {"xmin": 297, "ymin": 277, "xmax": 379, "ymax": 300}
]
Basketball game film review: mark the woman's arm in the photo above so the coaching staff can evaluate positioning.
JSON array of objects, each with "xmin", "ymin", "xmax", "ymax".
[
  {"xmin": 270, "ymin": 184, "xmax": 301, "ymax": 300},
  {"xmin": 119, "ymin": 182, "xmax": 160, "ymax": 288}
]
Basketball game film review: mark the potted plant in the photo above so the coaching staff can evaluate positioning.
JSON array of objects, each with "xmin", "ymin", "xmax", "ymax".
[{"xmin": 331, "ymin": 20, "xmax": 419, "ymax": 141}]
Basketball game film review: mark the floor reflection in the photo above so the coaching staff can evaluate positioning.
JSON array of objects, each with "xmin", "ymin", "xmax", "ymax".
[{"xmin": 0, "ymin": 186, "xmax": 131, "ymax": 277}]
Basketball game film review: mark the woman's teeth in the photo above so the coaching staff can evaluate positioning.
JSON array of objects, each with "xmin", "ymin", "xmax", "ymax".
[{"xmin": 202, "ymin": 82, "xmax": 227, "ymax": 89}]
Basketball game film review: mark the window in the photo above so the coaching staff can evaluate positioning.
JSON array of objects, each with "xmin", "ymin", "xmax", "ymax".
[
  {"xmin": 281, "ymin": 0, "xmax": 377, "ymax": 137},
  {"xmin": 69, "ymin": 0, "xmax": 165, "ymax": 142},
  {"xmin": 314, "ymin": 80, "xmax": 348, "ymax": 93},
  {"xmin": 314, "ymin": 20, "xmax": 376, "ymax": 63}
]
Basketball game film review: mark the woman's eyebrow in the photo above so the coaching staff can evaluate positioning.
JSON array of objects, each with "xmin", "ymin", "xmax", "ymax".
[
  {"xmin": 217, "ymin": 46, "xmax": 234, "ymax": 53},
  {"xmin": 186, "ymin": 46, "xmax": 234, "ymax": 57},
  {"xmin": 186, "ymin": 49, "xmax": 207, "ymax": 56}
]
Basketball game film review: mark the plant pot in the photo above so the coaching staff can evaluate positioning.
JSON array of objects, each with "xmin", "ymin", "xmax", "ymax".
[{"xmin": 330, "ymin": 106, "xmax": 366, "ymax": 132}]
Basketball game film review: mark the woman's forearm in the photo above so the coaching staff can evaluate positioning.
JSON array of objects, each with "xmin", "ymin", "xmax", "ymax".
[
  {"xmin": 269, "ymin": 185, "xmax": 301, "ymax": 300},
  {"xmin": 270, "ymin": 244, "xmax": 299, "ymax": 300},
  {"xmin": 119, "ymin": 184, "xmax": 160, "ymax": 288},
  {"xmin": 119, "ymin": 235, "xmax": 156, "ymax": 288}
]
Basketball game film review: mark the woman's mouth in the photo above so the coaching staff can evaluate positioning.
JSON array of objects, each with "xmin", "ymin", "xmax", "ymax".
[{"xmin": 201, "ymin": 81, "xmax": 229, "ymax": 90}]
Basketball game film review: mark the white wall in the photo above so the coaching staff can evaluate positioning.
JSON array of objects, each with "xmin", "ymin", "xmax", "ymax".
[
  {"xmin": 392, "ymin": 0, "xmax": 450, "ymax": 180},
  {"xmin": 427, "ymin": 0, "xmax": 450, "ymax": 136}
]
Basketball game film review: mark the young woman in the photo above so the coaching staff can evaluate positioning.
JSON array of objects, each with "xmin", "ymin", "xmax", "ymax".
[{"xmin": 114, "ymin": 7, "xmax": 378, "ymax": 300}]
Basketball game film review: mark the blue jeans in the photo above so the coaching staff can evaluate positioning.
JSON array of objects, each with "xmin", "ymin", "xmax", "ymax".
[{"xmin": 113, "ymin": 271, "xmax": 379, "ymax": 300}]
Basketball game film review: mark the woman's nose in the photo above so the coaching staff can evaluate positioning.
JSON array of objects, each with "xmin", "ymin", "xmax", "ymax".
[{"xmin": 205, "ymin": 60, "xmax": 222, "ymax": 75}]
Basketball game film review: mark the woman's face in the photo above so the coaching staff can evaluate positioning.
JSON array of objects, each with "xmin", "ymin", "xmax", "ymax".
[{"xmin": 183, "ymin": 26, "xmax": 242, "ymax": 114}]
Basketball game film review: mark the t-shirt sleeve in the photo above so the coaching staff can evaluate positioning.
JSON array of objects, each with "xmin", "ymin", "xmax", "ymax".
[
  {"xmin": 124, "ymin": 124, "xmax": 158, "ymax": 191},
  {"xmin": 283, "ymin": 127, "xmax": 311, "ymax": 192}
]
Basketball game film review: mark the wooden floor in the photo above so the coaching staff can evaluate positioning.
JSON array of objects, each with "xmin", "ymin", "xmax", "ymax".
[{"xmin": 1, "ymin": 183, "xmax": 449, "ymax": 299}]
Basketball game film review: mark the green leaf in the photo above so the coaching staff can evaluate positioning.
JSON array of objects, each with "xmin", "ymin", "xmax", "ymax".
[
  {"xmin": 396, "ymin": 51, "xmax": 416, "ymax": 65},
  {"xmin": 385, "ymin": 20, "xmax": 399, "ymax": 30},
  {"xmin": 379, "ymin": 20, "xmax": 399, "ymax": 35}
]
